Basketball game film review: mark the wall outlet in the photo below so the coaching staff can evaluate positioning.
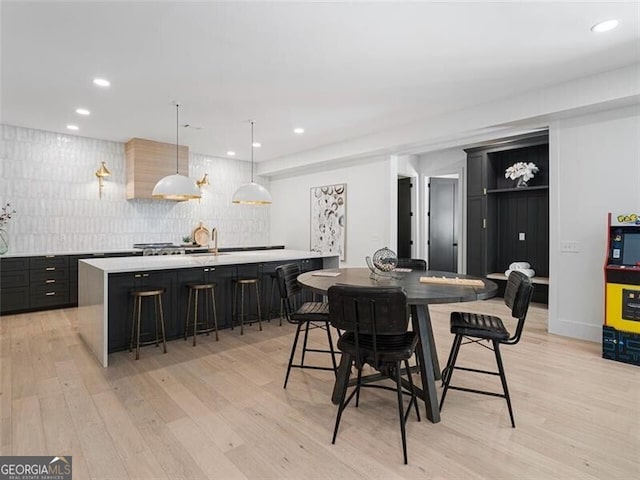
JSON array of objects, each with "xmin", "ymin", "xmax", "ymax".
[
  {"xmin": 519, "ymin": 232, "xmax": 526, "ymax": 241},
  {"xmin": 560, "ymin": 241, "xmax": 580, "ymax": 253}
]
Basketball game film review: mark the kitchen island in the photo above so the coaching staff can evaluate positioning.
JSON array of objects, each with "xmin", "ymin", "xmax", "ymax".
[{"xmin": 78, "ymin": 249, "xmax": 339, "ymax": 366}]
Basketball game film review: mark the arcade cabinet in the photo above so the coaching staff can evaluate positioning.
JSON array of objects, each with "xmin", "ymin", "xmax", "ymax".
[{"xmin": 603, "ymin": 212, "xmax": 640, "ymax": 366}]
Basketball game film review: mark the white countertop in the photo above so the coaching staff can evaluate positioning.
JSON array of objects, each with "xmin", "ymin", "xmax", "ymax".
[{"xmin": 80, "ymin": 249, "xmax": 335, "ymax": 273}]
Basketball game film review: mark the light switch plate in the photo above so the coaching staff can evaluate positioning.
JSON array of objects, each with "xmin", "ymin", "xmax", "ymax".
[{"xmin": 519, "ymin": 232, "xmax": 525, "ymax": 241}]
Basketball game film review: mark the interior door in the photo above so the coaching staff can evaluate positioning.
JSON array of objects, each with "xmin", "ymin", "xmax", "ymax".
[
  {"xmin": 397, "ymin": 177, "xmax": 412, "ymax": 258},
  {"xmin": 428, "ymin": 177, "xmax": 458, "ymax": 272}
]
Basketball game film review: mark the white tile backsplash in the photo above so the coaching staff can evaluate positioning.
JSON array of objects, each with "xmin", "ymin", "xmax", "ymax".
[{"xmin": 0, "ymin": 125, "xmax": 270, "ymax": 254}]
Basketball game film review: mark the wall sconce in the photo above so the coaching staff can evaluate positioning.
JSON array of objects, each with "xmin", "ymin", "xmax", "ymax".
[
  {"xmin": 95, "ymin": 161, "xmax": 111, "ymax": 198},
  {"xmin": 196, "ymin": 173, "xmax": 209, "ymax": 189}
]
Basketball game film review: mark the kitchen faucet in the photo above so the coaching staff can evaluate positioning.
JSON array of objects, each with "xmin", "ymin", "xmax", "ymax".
[{"xmin": 210, "ymin": 228, "xmax": 218, "ymax": 256}]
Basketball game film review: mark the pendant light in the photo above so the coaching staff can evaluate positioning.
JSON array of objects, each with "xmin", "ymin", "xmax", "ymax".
[
  {"xmin": 232, "ymin": 121, "xmax": 272, "ymax": 205},
  {"xmin": 152, "ymin": 103, "xmax": 201, "ymax": 201}
]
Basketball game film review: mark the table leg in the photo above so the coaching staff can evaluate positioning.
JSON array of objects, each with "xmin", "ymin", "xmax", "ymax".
[{"xmin": 411, "ymin": 304, "xmax": 441, "ymax": 423}]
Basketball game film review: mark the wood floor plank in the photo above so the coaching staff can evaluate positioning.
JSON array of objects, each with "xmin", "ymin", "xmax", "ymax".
[{"xmin": 12, "ymin": 395, "xmax": 46, "ymax": 455}]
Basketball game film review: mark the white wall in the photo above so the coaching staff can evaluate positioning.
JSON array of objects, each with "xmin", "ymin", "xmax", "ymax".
[
  {"xmin": 549, "ymin": 105, "xmax": 640, "ymax": 341},
  {"xmin": 269, "ymin": 155, "xmax": 392, "ymax": 266},
  {"xmin": 0, "ymin": 125, "xmax": 270, "ymax": 254}
]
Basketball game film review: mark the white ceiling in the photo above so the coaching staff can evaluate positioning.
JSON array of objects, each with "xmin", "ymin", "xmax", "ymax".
[{"xmin": 2, "ymin": 1, "xmax": 639, "ymax": 162}]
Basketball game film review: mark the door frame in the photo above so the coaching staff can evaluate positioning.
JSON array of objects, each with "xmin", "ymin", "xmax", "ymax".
[{"xmin": 424, "ymin": 171, "xmax": 463, "ymax": 273}]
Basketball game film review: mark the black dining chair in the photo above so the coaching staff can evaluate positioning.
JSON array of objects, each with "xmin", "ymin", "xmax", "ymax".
[
  {"xmin": 275, "ymin": 263, "xmax": 338, "ymax": 389},
  {"xmin": 395, "ymin": 258, "xmax": 427, "ymax": 270},
  {"xmin": 328, "ymin": 285, "xmax": 421, "ymax": 464},
  {"xmin": 439, "ymin": 270, "xmax": 534, "ymax": 427}
]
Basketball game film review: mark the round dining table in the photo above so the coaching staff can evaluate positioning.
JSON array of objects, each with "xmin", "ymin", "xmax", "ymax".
[{"xmin": 297, "ymin": 267, "xmax": 497, "ymax": 424}]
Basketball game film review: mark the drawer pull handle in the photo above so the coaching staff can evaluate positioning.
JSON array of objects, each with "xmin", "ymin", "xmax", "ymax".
[
  {"xmin": 134, "ymin": 274, "xmax": 142, "ymax": 278},
  {"xmin": 142, "ymin": 273, "xmax": 149, "ymax": 277},
  {"xmin": 46, "ymin": 280, "xmax": 56, "ymax": 284},
  {"xmin": 45, "ymin": 292, "xmax": 56, "ymax": 296},
  {"xmin": 46, "ymin": 267, "xmax": 56, "ymax": 271},
  {"xmin": 45, "ymin": 255, "xmax": 55, "ymax": 258},
  {"xmin": 204, "ymin": 268, "xmax": 209, "ymax": 272}
]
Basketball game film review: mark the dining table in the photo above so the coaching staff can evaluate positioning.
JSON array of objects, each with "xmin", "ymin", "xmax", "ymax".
[{"xmin": 297, "ymin": 267, "xmax": 498, "ymax": 423}]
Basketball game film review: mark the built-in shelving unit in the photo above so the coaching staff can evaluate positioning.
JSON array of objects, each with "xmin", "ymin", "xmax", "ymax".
[{"xmin": 466, "ymin": 132, "xmax": 549, "ymax": 303}]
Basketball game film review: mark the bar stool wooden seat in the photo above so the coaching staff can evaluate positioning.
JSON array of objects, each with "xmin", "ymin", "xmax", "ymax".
[
  {"xmin": 232, "ymin": 277, "xmax": 262, "ymax": 335},
  {"xmin": 184, "ymin": 282, "xmax": 219, "ymax": 346},
  {"xmin": 129, "ymin": 287, "xmax": 167, "ymax": 360}
]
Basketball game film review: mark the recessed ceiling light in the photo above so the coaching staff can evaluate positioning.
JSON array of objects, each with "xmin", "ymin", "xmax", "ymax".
[
  {"xmin": 75, "ymin": 108, "xmax": 90, "ymax": 116},
  {"xmin": 252, "ymin": 142, "xmax": 261, "ymax": 148},
  {"xmin": 293, "ymin": 127, "xmax": 305, "ymax": 134},
  {"xmin": 66, "ymin": 124, "xmax": 79, "ymax": 131},
  {"xmin": 93, "ymin": 78, "xmax": 111, "ymax": 87},
  {"xmin": 591, "ymin": 19, "xmax": 619, "ymax": 33},
  {"xmin": 227, "ymin": 151, "xmax": 236, "ymax": 156}
]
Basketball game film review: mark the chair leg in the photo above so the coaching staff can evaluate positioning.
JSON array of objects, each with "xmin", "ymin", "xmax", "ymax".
[
  {"xmin": 157, "ymin": 294, "xmax": 167, "ymax": 354},
  {"xmin": 325, "ymin": 321, "xmax": 338, "ymax": 376},
  {"xmin": 192, "ymin": 290, "xmax": 199, "ymax": 346},
  {"xmin": 493, "ymin": 340, "xmax": 515, "ymax": 428},
  {"xmin": 300, "ymin": 321, "xmax": 311, "ymax": 366},
  {"xmin": 332, "ymin": 354, "xmax": 353, "ymax": 445},
  {"xmin": 283, "ymin": 322, "xmax": 304, "ymax": 389},
  {"xmin": 211, "ymin": 288, "xmax": 219, "ymax": 341},
  {"xmin": 355, "ymin": 367, "xmax": 363, "ymax": 407},
  {"xmin": 184, "ymin": 289, "xmax": 192, "ymax": 340},
  {"xmin": 440, "ymin": 334, "xmax": 463, "ymax": 411},
  {"xmin": 404, "ymin": 359, "xmax": 421, "ymax": 422},
  {"xmin": 255, "ymin": 282, "xmax": 263, "ymax": 331},
  {"xmin": 394, "ymin": 363, "xmax": 409, "ymax": 464}
]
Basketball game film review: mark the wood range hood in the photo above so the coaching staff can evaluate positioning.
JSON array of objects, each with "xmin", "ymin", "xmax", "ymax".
[{"xmin": 125, "ymin": 137, "xmax": 189, "ymax": 199}]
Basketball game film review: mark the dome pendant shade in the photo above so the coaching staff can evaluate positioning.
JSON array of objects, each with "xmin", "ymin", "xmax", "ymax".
[
  {"xmin": 232, "ymin": 182, "xmax": 272, "ymax": 204},
  {"xmin": 232, "ymin": 120, "xmax": 272, "ymax": 205},
  {"xmin": 152, "ymin": 173, "xmax": 201, "ymax": 201},
  {"xmin": 152, "ymin": 102, "xmax": 201, "ymax": 201}
]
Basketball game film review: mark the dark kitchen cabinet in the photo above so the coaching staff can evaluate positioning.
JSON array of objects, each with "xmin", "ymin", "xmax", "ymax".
[
  {"xmin": 29, "ymin": 255, "xmax": 69, "ymax": 308},
  {"xmin": 0, "ymin": 257, "xmax": 30, "ymax": 314},
  {"xmin": 107, "ymin": 270, "xmax": 178, "ymax": 352},
  {"xmin": 465, "ymin": 132, "xmax": 549, "ymax": 302}
]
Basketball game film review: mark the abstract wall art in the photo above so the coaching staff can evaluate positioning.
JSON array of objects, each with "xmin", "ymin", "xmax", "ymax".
[{"xmin": 310, "ymin": 183, "xmax": 346, "ymax": 261}]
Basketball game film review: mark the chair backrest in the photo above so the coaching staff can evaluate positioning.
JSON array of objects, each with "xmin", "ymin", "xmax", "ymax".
[
  {"xmin": 504, "ymin": 270, "xmax": 534, "ymax": 344},
  {"xmin": 396, "ymin": 258, "xmax": 427, "ymax": 270},
  {"xmin": 328, "ymin": 285, "xmax": 408, "ymax": 335},
  {"xmin": 328, "ymin": 285, "xmax": 409, "ymax": 368},
  {"xmin": 275, "ymin": 263, "xmax": 303, "ymax": 316}
]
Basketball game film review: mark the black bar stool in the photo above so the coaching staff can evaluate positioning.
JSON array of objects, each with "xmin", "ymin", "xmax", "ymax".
[
  {"xmin": 129, "ymin": 287, "xmax": 167, "ymax": 360},
  {"xmin": 232, "ymin": 277, "xmax": 262, "ymax": 335},
  {"xmin": 184, "ymin": 282, "xmax": 219, "ymax": 346}
]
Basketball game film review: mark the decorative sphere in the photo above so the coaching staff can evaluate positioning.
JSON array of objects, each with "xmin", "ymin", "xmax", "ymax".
[{"xmin": 373, "ymin": 247, "xmax": 398, "ymax": 272}]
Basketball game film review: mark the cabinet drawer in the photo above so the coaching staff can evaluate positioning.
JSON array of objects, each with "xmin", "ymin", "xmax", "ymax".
[
  {"xmin": 0, "ymin": 257, "xmax": 30, "ymax": 271},
  {"xmin": 0, "ymin": 268, "xmax": 29, "ymax": 288},
  {"xmin": 30, "ymin": 268, "xmax": 69, "ymax": 283},
  {"xmin": 30, "ymin": 283, "xmax": 69, "ymax": 308},
  {"xmin": 0, "ymin": 286, "xmax": 30, "ymax": 313},
  {"xmin": 29, "ymin": 256, "xmax": 68, "ymax": 270}
]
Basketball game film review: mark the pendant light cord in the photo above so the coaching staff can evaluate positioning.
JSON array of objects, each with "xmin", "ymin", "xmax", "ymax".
[
  {"xmin": 250, "ymin": 121, "xmax": 254, "ymax": 182},
  {"xmin": 175, "ymin": 104, "xmax": 180, "ymax": 173}
]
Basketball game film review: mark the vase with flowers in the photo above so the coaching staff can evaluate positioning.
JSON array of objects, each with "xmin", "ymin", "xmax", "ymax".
[
  {"xmin": 505, "ymin": 162, "xmax": 539, "ymax": 188},
  {"xmin": 0, "ymin": 203, "xmax": 16, "ymax": 255}
]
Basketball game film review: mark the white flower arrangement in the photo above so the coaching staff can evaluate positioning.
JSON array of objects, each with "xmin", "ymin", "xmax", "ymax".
[{"xmin": 505, "ymin": 162, "xmax": 539, "ymax": 182}]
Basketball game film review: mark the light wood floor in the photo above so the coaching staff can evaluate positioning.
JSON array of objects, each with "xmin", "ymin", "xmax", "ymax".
[{"xmin": 1, "ymin": 300, "xmax": 638, "ymax": 479}]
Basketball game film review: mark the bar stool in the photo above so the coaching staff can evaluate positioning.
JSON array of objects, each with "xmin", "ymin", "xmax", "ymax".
[
  {"xmin": 268, "ymin": 272, "xmax": 284, "ymax": 326},
  {"xmin": 129, "ymin": 287, "xmax": 167, "ymax": 360},
  {"xmin": 184, "ymin": 282, "xmax": 219, "ymax": 346},
  {"xmin": 232, "ymin": 277, "xmax": 262, "ymax": 335}
]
